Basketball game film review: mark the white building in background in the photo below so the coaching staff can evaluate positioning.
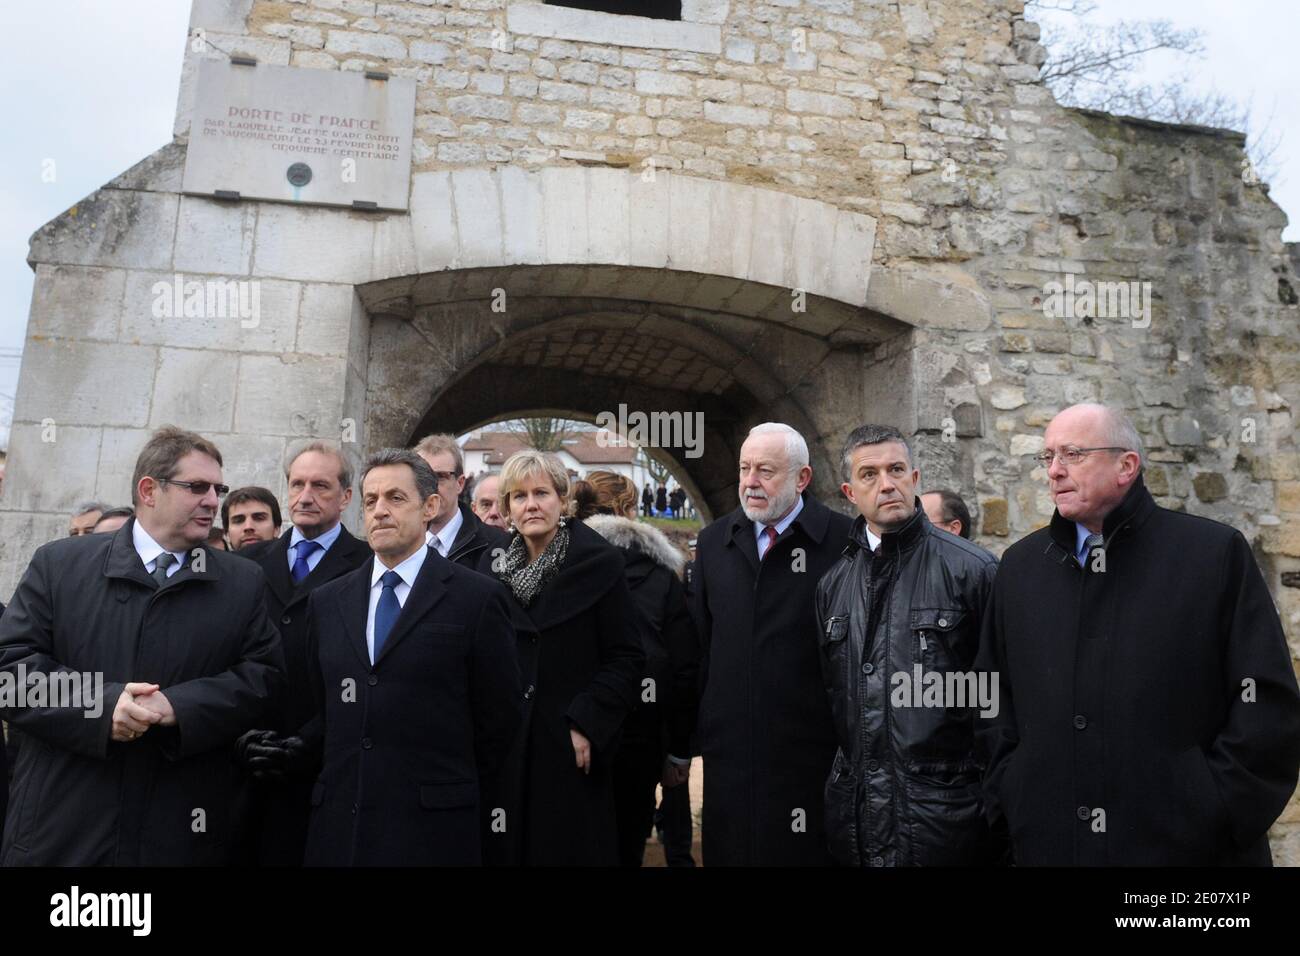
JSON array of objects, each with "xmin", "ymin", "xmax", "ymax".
[{"xmin": 460, "ymin": 428, "xmax": 665, "ymax": 499}]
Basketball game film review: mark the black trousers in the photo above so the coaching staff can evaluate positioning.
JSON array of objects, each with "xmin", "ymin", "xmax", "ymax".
[
  {"xmin": 657, "ymin": 776, "xmax": 694, "ymax": 867},
  {"xmin": 612, "ymin": 740, "xmax": 662, "ymax": 867}
]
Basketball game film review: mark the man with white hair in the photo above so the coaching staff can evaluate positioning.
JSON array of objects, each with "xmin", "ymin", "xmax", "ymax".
[
  {"xmin": 976, "ymin": 403, "xmax": 1300, "ymax": 865},
  {"xmin": 693, "ymin": 422, "xmax": 853, "ymax": 865}
]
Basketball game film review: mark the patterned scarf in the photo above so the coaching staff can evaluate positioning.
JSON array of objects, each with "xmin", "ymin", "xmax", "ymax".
[{"xmin": 498, "ymin": 523, "xmax": 570, "ymax": 607}]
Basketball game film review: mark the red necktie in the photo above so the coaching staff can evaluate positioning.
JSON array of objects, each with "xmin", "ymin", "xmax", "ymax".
[{"xmin": 760, "ymin": 525, "xmax": 778, "ymax": 560}]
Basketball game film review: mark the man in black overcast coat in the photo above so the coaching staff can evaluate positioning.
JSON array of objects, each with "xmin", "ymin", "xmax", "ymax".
[
  {"xmin": 234, "ymin": 440, "xmax": 371, "ymax": 865},
  {"xmin": 304, "ymin": 449, "xmax": 521, "ymax": 866},
  {"xmin": 977, "ymin": 403, "xmax": 1300, "ymax": 865},
  {"xmin": 693, "ymin": 422, "xmax": 853, "ymax": 866},
  {"xmin": 0, "ymin": 426, "xmax": 282, "ymax": 865}
]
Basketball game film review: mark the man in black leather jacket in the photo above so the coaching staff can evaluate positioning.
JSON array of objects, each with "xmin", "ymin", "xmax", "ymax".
[{"xmin": 814, "ymin": 424, "xmax": 1000, "ymax": 866}]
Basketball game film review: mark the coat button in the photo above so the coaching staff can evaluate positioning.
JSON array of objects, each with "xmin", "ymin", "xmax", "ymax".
[
  {"xmin": 866, "ymin": 760, "xmax": 879, "ymax": 773},
  {"xmin": 281, "ymin": 615, "xmax": 291, "ymax": 625},
  {"xmin": 368, "ymin": 675, "xmax": 378, "ymax": 687},
  {"xmin": 524, "ymin": 684, "xmax": 535, "ymax": 701},
  {"xmin": 861, "ymin": 662, "xmax": 874, "ymax": 675},
  {"xmin": 1072, "ymin": 714, "xmax": 1087, "ymax": 730},
  {"xmin": 937, "ymin": 618, "xmax": 948, "ymax": 628},
  {"xmin": 1076, "ymin": 805, "xmax": 1091, "ymax": 821},
  {"xmin": 350, "ymin": 804, "xmax": 357, "ymax": 815},
  {"xmin": 362, "ymin": 738, "xmax": 373, "ymax": 750},
  {"xmin": 870, "ymin": 856, "xmax": 884, "ymax": 867}
]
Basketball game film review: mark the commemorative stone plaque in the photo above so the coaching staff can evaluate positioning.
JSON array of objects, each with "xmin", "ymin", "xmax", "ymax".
[{"xmin": 182, "ymin": 59, "xmax": 416, "ymax": 211}]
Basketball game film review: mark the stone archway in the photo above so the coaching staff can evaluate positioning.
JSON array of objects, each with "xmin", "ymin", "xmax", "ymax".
[
  {"xmin": 357, "ymin": 267, "xmax": 906, "ymax": 517},
  {"xmin": 344, "ymin": 165, "xmax": 922, "ymax": 517}
]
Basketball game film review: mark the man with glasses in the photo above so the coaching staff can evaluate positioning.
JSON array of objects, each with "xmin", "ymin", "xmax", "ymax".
[
  {"xmin": 0, "ymin": 426, "xmax": 282, "ymax": 864},
  {"xmin": 234, "ymin": 440, "xmax": 371, "ymax": 865},
  {"xmin": 414, "ymin": 433, "xmax": 507, "ymax": 569},
  {"xmin": 976, "ymin": 403, "xmax": 1300, "ymax": 865}
]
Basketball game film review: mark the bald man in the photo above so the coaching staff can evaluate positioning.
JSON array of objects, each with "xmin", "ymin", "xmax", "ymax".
[{"xmin": 976, "ymin": 403, "xmax": 1300, "ymax": 865}]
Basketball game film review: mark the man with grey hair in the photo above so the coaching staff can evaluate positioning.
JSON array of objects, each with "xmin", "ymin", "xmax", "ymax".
[
  {"xmin": 233, "ymin": 439, "xmax": 371, "ymax": 865},
  {"xmin": 977, "ymin": 403, "xmax": 1300, "ymax": 864},
  {"xmin": 815, "ymin": 424, "xmax": 999, "ymax": 865},
  {"xmin": 693, "ymin": 422, "xmax": 853, "ymax": 865},
  {"xmin": 303, "ymin": 448, "xmax": 521, "ymax": 865},
  {"xmin": 68, "ymin": 500, "xmax": 110, "ymax": 537}
]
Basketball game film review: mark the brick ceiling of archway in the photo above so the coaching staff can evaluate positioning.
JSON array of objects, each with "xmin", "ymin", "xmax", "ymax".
[{"xmin": 492, "ymin": 328, "xmax": 736, "ymax": 395}]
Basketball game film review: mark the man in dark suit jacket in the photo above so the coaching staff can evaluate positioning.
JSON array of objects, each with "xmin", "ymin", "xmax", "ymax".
[
  {"xmin": 414, "ymin": 433, "xmax": 508, "ymax": 569},
  {"xmin": 303, "ymin": 448, "xmax": 521, "ymax": 866},
  {"xmin": 234, "ymin": 441, "xmax": 371, "ymax": 865},
  {"xmin": 437, "ymin": 499, "xmax": 509, "ymax": 570}
]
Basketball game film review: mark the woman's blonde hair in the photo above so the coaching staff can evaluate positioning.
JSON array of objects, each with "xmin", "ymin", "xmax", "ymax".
[{"xmin": 498, "ymin": 450, "xmax": 571, "ymax": 515}]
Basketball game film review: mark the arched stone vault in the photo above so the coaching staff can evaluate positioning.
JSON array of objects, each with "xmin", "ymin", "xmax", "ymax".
[{"xmin": 359, "ymin": 275, "xmax": 908, "ymax": 517}]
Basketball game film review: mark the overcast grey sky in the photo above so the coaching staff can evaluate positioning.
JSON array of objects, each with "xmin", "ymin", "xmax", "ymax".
[{"xmin": 0, "ymin": 0, "xmax": 1294, "ymax": 449}]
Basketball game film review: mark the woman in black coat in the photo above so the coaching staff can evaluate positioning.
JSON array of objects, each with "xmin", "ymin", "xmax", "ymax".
[
  {"xmin": 478, "ymin": 451, "xmax": 644, "ymax": 865},
  {"xmin": 574, "ymin": 473, "xmax": 699, "ymax": 867}
]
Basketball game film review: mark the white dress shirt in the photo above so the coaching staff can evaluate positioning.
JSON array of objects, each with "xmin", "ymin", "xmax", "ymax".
[
  {"xmin": 428, "ymin": 506, "xmax": 463, "ymax": 558},
  {"xmin": 132, "ymin": 520, "xmax": 186, "ymax": 578},
  {"xmin": 864, "ymin": 526, "xmax": 882, "ymax": 552},
  {"xmin": 365, "ymin": 545, "xmax": 429, "ymax": 664},
  {"xmin": 288, "ymin": 521, "xmax": 343, "ymax": 574},
  {"xmin": 754, "ymin": 495, "xmax": 804, "ymax": 560}
]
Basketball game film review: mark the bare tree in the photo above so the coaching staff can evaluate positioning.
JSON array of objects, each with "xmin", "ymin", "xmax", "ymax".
[
  {"xmin": 637, "ymin": 448, "xmax": 672, "ymax": 487},
  {"xmin": 501, "ymin": 417, "xmax": 577, "ymax": 453},
  {"xmin": 1028, "ymin": 0, "xmax": 1282, "ymax": 184}
]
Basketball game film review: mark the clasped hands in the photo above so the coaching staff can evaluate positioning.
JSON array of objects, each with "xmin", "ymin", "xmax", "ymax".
[
  {"xmin": 235, "ymin": 729, "xmax": 312, "ymax": 780},
  {"xmin": 110, "ymin": 682, "xmax": 175, "ymax": 743}
]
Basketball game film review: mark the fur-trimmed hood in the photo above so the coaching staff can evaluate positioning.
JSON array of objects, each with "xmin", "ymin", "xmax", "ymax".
[{"xmin": 584, "ymin": 514, "xmax": 685, "ymax": 577}]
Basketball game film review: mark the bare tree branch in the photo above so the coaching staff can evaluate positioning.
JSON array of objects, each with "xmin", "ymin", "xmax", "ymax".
[
  {"xmin": 501, "ymin": 417, "xmax": 577, "ymax": 453},
  {"xmin": 1026, "ymin": 0, "xmax": 1284, "ymax": 186}
]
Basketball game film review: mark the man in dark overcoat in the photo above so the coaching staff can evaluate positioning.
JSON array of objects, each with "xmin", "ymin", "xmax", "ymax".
[
  {"xmin": 977, "ymin": 403, "xmax": 1300, "ymax": 865},
  {"xmin": 693, "ymin": 422, "xmax": 853, "ymax": 865},
  {"xmin": 0, "ymin": 426, "xmax": 283, "ymax": 865},
  {"xmin": 303, "ymin": 449, "xmax": 521, "ymax": 866},
  {"xmin": 233, "ymin": 440, "xmax": 371, "ymax": 865}
]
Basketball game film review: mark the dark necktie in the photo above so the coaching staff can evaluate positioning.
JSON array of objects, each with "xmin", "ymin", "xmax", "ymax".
[
  {"xmin": 1079, "ymin": 533, "xmax": 1104, "ymax": 567},
  {"xmin": 760, "ymin": 525, "xmax": 778, "ymax": 560},
  {"xmin": 292, "ymin": 539, "xmax": 322, "ymax": 583},
  {"xmin": 151, "ymin": 551, "xmax": 177, "ymax": 586},
  {"xmin": 373, "ymin": 570, "xmax": 402, "ymax": 661}
]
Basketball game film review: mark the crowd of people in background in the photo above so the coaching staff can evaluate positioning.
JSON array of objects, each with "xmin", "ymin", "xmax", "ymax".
[{"xmin": 0, "ymin": 403, "xmax": 1297, "ymax": 868}]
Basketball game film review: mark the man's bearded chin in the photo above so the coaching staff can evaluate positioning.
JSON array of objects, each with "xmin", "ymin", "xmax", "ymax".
[{"xmin": 741, "ymin": 482, "xmax": 798, "ymax": 523}]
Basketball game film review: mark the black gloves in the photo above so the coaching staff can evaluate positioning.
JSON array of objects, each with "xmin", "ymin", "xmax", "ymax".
[{"xmin": 235, "ymin": 729, "xmax": 313, "ymax": 780}]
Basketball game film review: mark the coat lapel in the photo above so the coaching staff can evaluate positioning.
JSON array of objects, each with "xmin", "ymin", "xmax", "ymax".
[
  {"xmin": 375, "ymin": 546, "xmax": 451, "ymax": 667},
  {"xmin": 102, "ymin": 520, "xmax": 159, "ymax": 590},
  {"xmin": 262, "ymin": 531, "xmax": 296, "ymax": 608},
  {"xmin": 727, "ymin": 512, "xmax": 761, "ymax": 575},
  {"xmin": 339, "ymin": 560, "xmax": 374, "ymax": 671}
]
